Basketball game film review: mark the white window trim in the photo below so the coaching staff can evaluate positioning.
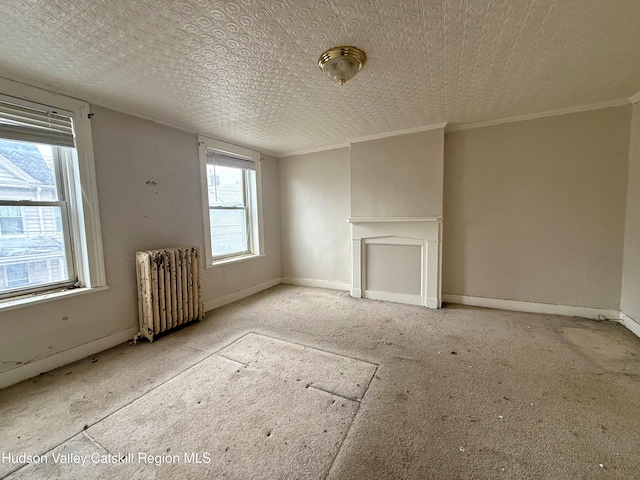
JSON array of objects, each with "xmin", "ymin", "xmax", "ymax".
[
  {"xmin": 198, "ymin": 135, "xmax": 265, "ymax": 267},
  {"xmin": 0, "ymin": 78, "xmax": 107, "ymax": 309}
]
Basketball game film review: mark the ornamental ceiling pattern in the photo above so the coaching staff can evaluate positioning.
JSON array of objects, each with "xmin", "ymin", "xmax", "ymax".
[{"xmin": 0, "ymin": 0, "xmax": 639, "ymax": 156}]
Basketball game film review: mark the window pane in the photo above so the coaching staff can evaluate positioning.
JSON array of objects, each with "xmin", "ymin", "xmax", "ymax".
[
  {"xmin": 0, "ymin": 138, "xmax": 59, "ymax": 201},
  {"xmin": 0, "ymin": 205, "xmax": 72, "ymax": 293},
  {"xmin": 0, "ymin": 206, "xmax": 20, "ymax": 215},
  {"xmin": 6, "ymin": 263, "xmax": 28, "ymax": 288},
  {"xmin": 207, "ymin": 165, "xmax": 245, "ymax": 207},
  {"xmin": 0, "ymin": 206, "xmax": 24, "ymax": 234},
  {"xmin": 210, "ymin": 208, "xmax": 248, "ymax": 257}
]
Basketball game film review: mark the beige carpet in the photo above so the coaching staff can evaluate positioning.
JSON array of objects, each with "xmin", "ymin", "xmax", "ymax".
[
  {"xmin": 4, "ymin": 332, "xmax": 376, "ymax": 479},
  {"xmin": 1, "ymin": 285, "xmax": 640, "ymax": 479}
]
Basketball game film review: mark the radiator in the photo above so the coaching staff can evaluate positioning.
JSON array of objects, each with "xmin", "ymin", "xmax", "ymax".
[{"xmin": 135, "ymin": 246, "xmax": 204, "ymax": 342}]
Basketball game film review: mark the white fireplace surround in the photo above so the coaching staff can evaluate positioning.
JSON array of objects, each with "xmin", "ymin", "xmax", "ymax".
[{"xmin": 348, "ymin": 217, "xmax": 442, "ymax": 308}]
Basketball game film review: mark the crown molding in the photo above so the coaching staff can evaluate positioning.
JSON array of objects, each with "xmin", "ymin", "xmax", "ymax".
[
  {"xmin": 280, "ymin": 123, "xmax": 450, "ymax": 157},
  {"xmin": 4, "ymin": 70, "xmax": 636, "ymax": 158},
  {"xmin": 279, "ymin": 123, "xmax": 450, "ymax": 157},
  {"xmin": 446, "ymin": 99, "xmax": 630, "ymax": 132},
  {"xmin": 348, "ymin": 123, "xmax": 447, "ymax": 144},
  {"xmin": 0, "ymin": 72, "xmax": 281, "ymax": 158},
  {"xmin": 279, "ymin": 143, "xmax": 351, "ymax": 158}
]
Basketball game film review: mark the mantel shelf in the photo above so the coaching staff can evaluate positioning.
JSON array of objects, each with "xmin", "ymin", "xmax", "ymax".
[{"xmin": 347, "ymin": 217, "xmax": 442, "ymax": 223}]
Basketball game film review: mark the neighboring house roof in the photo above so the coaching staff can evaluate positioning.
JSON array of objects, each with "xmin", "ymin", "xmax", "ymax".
[
  {"xmin": 0, "ymin": 139, "xmax": 61, "ymax": 262},
  {"xmin": 0, "ymin": 235, "xmax": 64, "ymax": 262},
  {"xmin": 215, "ymin": 184, "xmax": 243, "ymax": 205},
  {"xmin": 0, "ymin": 139, "xmax": 53, "ymax": 185}
]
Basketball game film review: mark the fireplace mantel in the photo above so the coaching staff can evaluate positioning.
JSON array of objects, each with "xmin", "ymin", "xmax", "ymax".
[
  {"xmin": 348, "ymin": 217, "xmax": 442, "ymax": 308},
  {"xmin": 347, "ymin": 217, "xmax": 442, "ymax": 223}
]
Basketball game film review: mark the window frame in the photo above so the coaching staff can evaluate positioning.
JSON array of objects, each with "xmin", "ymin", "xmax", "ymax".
[
  {"xmin": 198, "ymin": 136, "xmax": 264, "ymax": 267},
  {"xmin": 0, "ymin": 78, "xmax": 107, "ymax": 307}
]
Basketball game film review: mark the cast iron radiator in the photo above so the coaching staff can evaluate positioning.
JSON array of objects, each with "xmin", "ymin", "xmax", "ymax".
[{"xmin": 135, "ymin": 246, "xmax": 204, "ymax": 342}]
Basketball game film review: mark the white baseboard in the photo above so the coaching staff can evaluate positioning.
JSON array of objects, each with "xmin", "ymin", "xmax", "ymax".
[
  {"xmin": 364, "ymin": 290, "xmax": 423, "ymax": 306},
  {"xmin": 426, "ymin": 297, "xmax": 441, "ymax": 309},
  {"xmin": 619, "ymin": 312, "xmax": 640, "ymax": 339},
  {"xmin": 0, "ymin": 278, "xmax": 282, "ymax": 390},
  {"xmin": 204, "ymin": 278, "xmax": 282, "ymax": 311},
  {"xmin": 280, "ymin": 277, "xmax": 350, "ymax": 291},
  {"xmin": 0, "ymin": 327, "xmax": 138, "ymax": 390},
  {"xmin": 442, "ymin": 294, "xmax": 620, "ymax": 320}
]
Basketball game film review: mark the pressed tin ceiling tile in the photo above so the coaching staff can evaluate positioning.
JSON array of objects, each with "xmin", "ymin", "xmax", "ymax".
[{"xmin": 0, "ymin": 0, "xmax": 638, "ymax": 156}]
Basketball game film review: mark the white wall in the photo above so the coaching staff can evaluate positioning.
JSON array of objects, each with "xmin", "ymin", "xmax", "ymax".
[
  {"xmin": 443, "ymin": 106, "xmax": 631, "ymax": 309},
  {"xmin": 279, "ymin": 148, "xmax": 351, "ymax": 287},
  {"xmin": 0, "ymin": 106, "xmax": 281, "ymax": 384},
  {"xmin": 621, "ymin": 101, "xmax": 640, "ymax": 321},
  {"xmin": 350, "ymin": 129, "xmax": 444, "ymax": 217}
]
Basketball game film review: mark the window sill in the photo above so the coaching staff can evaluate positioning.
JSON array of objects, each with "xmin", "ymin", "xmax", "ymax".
[
  {"xmin": 0, "ymin": 285, "xmax": 109, "ymax": 313},
  {"xmin": 206, "ymin": 253, "xmax": 265, "ymax": 269}
]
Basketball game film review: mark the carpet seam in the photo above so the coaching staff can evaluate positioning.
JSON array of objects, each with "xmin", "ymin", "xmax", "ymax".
[
  {"xmin": 0, "ymin": 332, "xmax": 255, "ymax": 479},
  {"xmin": 1, "ymin": 332, "xmax": 375, "ymax": 480},
  {"xmin": 214, "ymin": 353, "xmax": 250, "ymax": 366},
  {"xmin": 246, "ymin": 330, "xmax": 380, "ymax": 367},
  {"xmin": 323, "ymin": 364, "xmax": 379, "ymax": 480},
  {"xmin": 81, "ymin": 430, "xmax": 109, "ymax": 453},
  {"xmin": 307, "ymin": 384, "xmax": 362, "ymax": 404}
]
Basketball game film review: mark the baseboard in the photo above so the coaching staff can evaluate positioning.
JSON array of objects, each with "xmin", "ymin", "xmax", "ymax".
[
  {"xmin": 280, "ymin": 277, "xmax": 350, "ymax": 291},
  {"xmin": 204, "ymin": 278, "xmax": 282, "ymax": 311},
  {"xmin": 619, "ymin": 312, "xmax": 640, "ymax": 339},
  {"xmin": 0, "ymin": 327, "xmax": 138, "ymax": 390},
  {"xmin": 364, "ymin": 290, "xmax": 423, "ymax": 306},
  {"xmin": 425, "ymin": 297, "xmax": 441, "ymax": 309},
  {"xmin": 442, "ymin": 294, "xmax": 620, "ymax": 320}
]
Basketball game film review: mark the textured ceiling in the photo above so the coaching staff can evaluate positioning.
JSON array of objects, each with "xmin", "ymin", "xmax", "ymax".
[{"xmin": 0, "ymin": 0, "xmax": 639, "ymax": 157}]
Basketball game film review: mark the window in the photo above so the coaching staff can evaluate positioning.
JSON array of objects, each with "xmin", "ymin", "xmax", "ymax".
[
  {"xmin": 198, "ymin": 136, "xmax": 264, "ymax": 266},
  {"xmin": 6, "ymin": 263, "xmax": 29, "ymax": 288},
  {"xmin": 0, "ymin": 78, "xmax": 106, "ymax": 303},
  {"xmin": 0, "ymin": 139, "xmax": 74, "ymax": 295},
  {"xmin": 208, "ymin": 164, "xmax": 249, "ymax": 257},
  {"xmin": 0, "ymin": 206, "xmax": 24, "ymax": 234}
]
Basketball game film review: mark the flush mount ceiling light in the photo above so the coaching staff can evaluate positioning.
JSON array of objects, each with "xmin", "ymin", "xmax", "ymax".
[{"xmin": 318, "ymin": 46, "xmax": 367, "ymax": 85}]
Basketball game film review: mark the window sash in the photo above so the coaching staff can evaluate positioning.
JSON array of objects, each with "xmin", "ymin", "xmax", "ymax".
[
  {"xmin": 0, "ymin": 153, "xmax": 76, "ymax": 297},
  {"xmin": 0, "ymin": 199, "xmax": 69, "ymax": 207},
  {"xmin": 0, "ymin": 200, "xmax": 76, "ymax": 298},
  {"xmin": 207, "ymin": 164, "xmax": 252, "ymax": 259},
  {"xmin": 208, "ymin": 206, "xmax": 250, "ymax": 259},
  {"xmin": 0, "ymin": 94, "xmax": 75, "ymax": 148},
  {"xmin": 207, "ymin": 163, "xmax": 247, "ymax": 208}
]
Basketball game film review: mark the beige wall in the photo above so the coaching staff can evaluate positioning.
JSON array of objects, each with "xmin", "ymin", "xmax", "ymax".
[
  {"xmin": 621, "ymin": 101, "xmax": 640, "ymax": 320},
  {"xmin": 365, "ymin": 244, "xmax": 422, "ymax": 295},
  {"xmin": 350, "ymin": 129, "xmax": 444, "ymax": 218},
  {"xmin": 0, "ymin": 107, "xmax": 281, "ymax": 378},
  {"xmin": 279, "ymin": 148, "xmax": 351, "ymax": 286},
  {"xmin": 443, "ymin": 106, "xmax": 631, "ymax": 309},
  {"xmin": 3, "ymin": 94, "xmax": 637, "ymax": 386}
]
